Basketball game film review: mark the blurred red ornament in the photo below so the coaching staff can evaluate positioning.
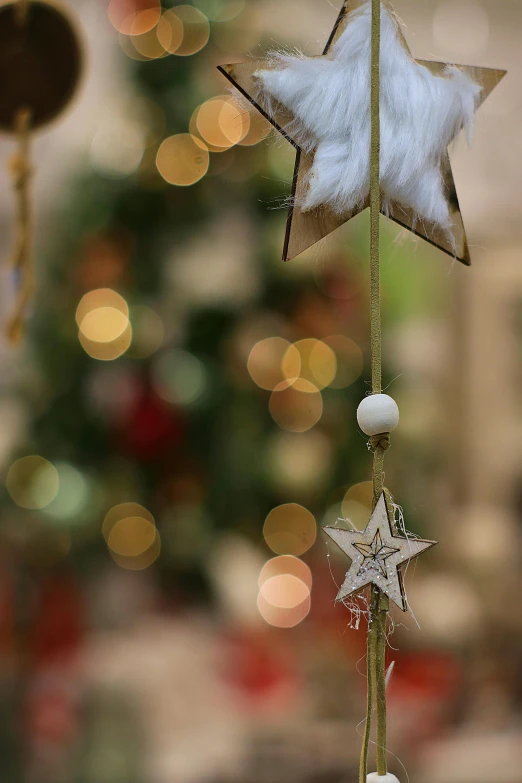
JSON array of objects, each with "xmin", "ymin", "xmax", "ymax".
[{"xmin": 118, "ymin": 381, "xmax": 184, "ymax": 461}]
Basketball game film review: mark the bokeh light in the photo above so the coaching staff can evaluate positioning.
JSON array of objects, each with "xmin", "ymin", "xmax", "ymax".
[
  {"xmin": 128, "ymin": 305, "xmax": 164, "ymax": 358},
  {"xmin": 169, "ymin": 5, "xmax": 210, "ymax": 56},
  {"xmin": 79, "ymin": 324, "xmax": 132, "ymax": 361},
  {"xmin": 103, "ymin": 502, "xmax": 160, "ymax": 570},
  {"xmin": 156, "ymin": 134, "xmax": 209, "ymax": 186},
  {"xmin": 103, "ymin": 502, "xmax": 155, "ymax": 540},
  {"xmin": 282, "ymin": 338, "xmax": 336, "ymax": 391},
  {"xmin": 269, "ymin": 378, "xmax": 323, "ymax": 432},
  {"xmin": 131, "ymin": 26, "xmax": 168, "ymax": 59},
  {"xmin": 192, "ymin": 96, "xmax": 250, "ymax": 151},
  {"xmin": 110, "ymin": 530, "xmax": 161, "ymax": 570},
  {"xmin": 76, "ymin": 289, "xmax": 129, "ymax": 326},
  {"xmin": 108, "ymin": 516, "xmax": 157, "ymax": 557},
  {"xmin": 156, "ymin": 9, "xmax": 184, "ymax": 53},
  {"xmin": 108, "ymin": 0, "xmax": 161, "ymax": 35},
  {"xmin": 247, "ymin": 337, "xmax": 300, "ymax": 391},
  {"xmin": 238, "ymin": 111, "xmax": 271, "ymax": 146},
  {"xmin": 263, "ymin": 503, "xmax": 317, "ymax": 556},
  {"xmin": 43, "ymin": 463, "xmax": 90, "ymax": 523},
  {"xmin": 6, "ymin": 456, "xmax": 59, "ymax": 510},
  {"xmin": 265, "ymin": 430, "xmax": 332, "ymax": 494},
  {"xmin": 258, "ymin": 555, "xmax": 312, "ymax": 589},
  {"xmin": 153, "ymin": 350, "xmax": 207, "ymax": 405},
  {"xmin": 341, "ymin": 481, "xmax": 373, "ymax": 530},
  {"xmin": 324, "ymin": 335, "xmax": 363, "ymax": 388}
]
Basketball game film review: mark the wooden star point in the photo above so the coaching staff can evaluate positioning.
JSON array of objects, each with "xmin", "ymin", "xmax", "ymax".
[
  {"xmin": 218, "ymin": 0, "xmax": 506, "ymax": 265},
  {"xmin": 323, "ymin": 492, "xmax": 437, "ymax": 612}
]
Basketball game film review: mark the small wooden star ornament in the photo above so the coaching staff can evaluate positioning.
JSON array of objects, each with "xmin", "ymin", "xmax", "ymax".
[
  {"xmin": 324, "ymin": 492, "xmax": 436, "ymax": 611},
  {"xmin": 218, "ymin": 0, "xmax": 506, "ymax": 265}
]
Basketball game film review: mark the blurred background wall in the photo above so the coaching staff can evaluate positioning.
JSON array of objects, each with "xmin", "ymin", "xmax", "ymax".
[{"xmin": 0, "ymin": 1, "xmax": 520, "ymax": 782}]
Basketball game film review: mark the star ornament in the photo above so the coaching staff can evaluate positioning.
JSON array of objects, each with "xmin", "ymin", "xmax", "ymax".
[
  {"xmin": 218, "ymin": 0, "xmax": 506, "ymax": 265},
  {"xmin": 323, "ymin": 493, "xmax": 437, "ymax": 611}
]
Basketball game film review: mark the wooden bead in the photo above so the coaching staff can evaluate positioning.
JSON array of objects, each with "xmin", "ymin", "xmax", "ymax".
[
  {"xmin": 357, "ymin": 394, "xmax": 399, "ymax": 436},
  {"xmin": 367, "ymin": 774, "xmax": 400, "ymax": 783}
]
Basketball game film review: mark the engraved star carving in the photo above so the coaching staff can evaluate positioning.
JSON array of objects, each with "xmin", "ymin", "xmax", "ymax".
[
  {"xmin": 218, "ymin": 0, "xmax": 505, "ymax": 265},
  {"xmin": 323, "ymin": 492, "xmax": 437, "ymax": 611}
]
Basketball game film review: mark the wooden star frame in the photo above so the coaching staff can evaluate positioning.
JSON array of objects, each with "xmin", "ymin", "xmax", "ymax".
[
  {"xmin": 324, "ymin": 492, "xmax": 437, "ymax": 611},
  {"xmin": 218, "ymin": 0, "xmax": 506, "ymax": 265}
]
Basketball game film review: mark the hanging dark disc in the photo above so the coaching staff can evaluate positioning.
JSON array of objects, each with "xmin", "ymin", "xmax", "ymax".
[{"xmin": 0, "ymin": 0, "xmax": 83, "ymax": 131}]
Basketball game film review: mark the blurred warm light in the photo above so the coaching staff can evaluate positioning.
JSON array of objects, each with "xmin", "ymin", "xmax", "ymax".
[
  {"xmin": 408, "ymin": 574, "xmax": 481, "ymax": 642},
  {"xmin": 80, "ymin": 307, "xmax": 129, "ymax": 343},
  {"xmin": 153, "ymin": 350, "xmax": 206, "ymax": 405},
  {"xmin": 257, "ymin": 590, "xmax": 311, "ymax": 627},
  {"xmin": 340, "ymin": 481, "xmax": 373, "ymax": 530},
  {"xmin": 433, "ymin": 1, "xmax": 489, "ymax": 57},
  {"xmin": 108, "ymin": 0, "xmax": 161, "ymax": 35},
  {"xmin": 130, "ymin": 26, "xmax": 168, "ymax": 59},
  {"xmin": 76, "ymin": 289, "xmax": 129, "ymax": 326},
  {"xmin": 156, "ymin": 9, "xmax": 184, "ymax": 53},
  {"xmin": 110, "ymin": 530, "xmax": 161, "ymax": 570},
  {"xmin": 263, "ymin": 503, "xmax": 316, "ymax": 556},
  {"xmin": 108, "ymin": 516, "xmax": 157, "ymax": 557},
  {"xmin": 259, "ymin": 555, "xmax": 312, "ymax": 589},
  {"xmin": 169, "ymin": 5, "xmax": 209, "ymax": 56},
  {"xmin": 156, "ymin": 134, "xmax": 209, "ymax": 186},
  {"xmin": 103, "ymin": 502, "xmax": 155, "ymax": 541},
  {"xmin": 43, "ymin": 463, "xmax": 90, "ymax": 522},
  {"xmin": 324, "ymin": 335, "xmax": 363, "ymax": 389},
  {"xmin": 128, "ymin": 305, "xmax": 164, "ymax": 358},
  {"xmin": 6, "ymin": 456, "xmax": 59, "ymax": 510},
  {"xmin": 194, "ymin": 97, "xmax": 249, "ymax": 151},
  {"xmin": 269, "ymin": 378, "xmax": 322, "ymax": 432},
  {"xmin": 238, "ymin": 111, "xmax": 271, "ymax": 146},
  {"xmin": 79, "ymin": 323, "xmax": 132, "ymax": 361},
  {"xmin": 266, "ymin": 430, "xmax": 332, "ymax": 493},
  {"xmin": 257, "ymin": 572, "xmax": 311, "ymax": 627},
  {"xmin": 247, "ymin": 337, "xmax": 300, "ymax": 391},
  {"xmin": 283, "ymin": 338, "xmax": 336, "ymax": 391},
  {"xmin": 260, "ymin": 573, "xmax": 309, "ymax": 608}
]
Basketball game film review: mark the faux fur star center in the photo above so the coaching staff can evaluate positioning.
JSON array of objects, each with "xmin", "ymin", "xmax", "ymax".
[{"xmin": 254, "ymin": 0, "xmax": 481, "ymax": 234}]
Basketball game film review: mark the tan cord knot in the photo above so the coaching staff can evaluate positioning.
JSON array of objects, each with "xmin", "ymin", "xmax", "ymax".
[{"xmin": 369, "ymin": 432, "xmax": 391, "ymax": 452}]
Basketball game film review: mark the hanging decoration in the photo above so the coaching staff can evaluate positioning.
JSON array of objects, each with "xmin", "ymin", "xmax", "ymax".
[
  {"xmin": 218, "ymin": 1, "xmax": 505, "ymax": 781},
  {"xmin": 0, "ymin": 0, "xmax": 82, "ymax": 342}
]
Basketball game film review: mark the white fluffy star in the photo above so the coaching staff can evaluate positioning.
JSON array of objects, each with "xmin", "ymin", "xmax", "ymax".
[
  {"xmin": 255, "ymin": 0, "xmax": 481, "ymax": 230},
  {"xmin": 324, "ymin": 493, "xmax": 435, "ymax": 611}
]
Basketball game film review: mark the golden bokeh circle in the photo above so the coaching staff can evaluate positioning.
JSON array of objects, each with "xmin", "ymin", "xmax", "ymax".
[
  {"xmin": 103, "ymin": 502, "xmax": 155, "ymax": 540},
  {"xmin": 170, "ymin": 5, "xmax": 209, "ymax": 56},
  {"xmin": 6, "ymin": 456, "xmax": 59, "ymax": 510},
  {"xmin": 283, "ymin": 338, "xmax": 336, "ymax": 391},
  {"xmin": 238, "ymin": 111, "xmax": 271, "ymax": 146},
  {"xmin": 108, "ymin": 0, "xmax": 161, "ymax": 35},
  {"xmin": 269, "ymin": 378, "xmax": 323, "ymax": 432},
  {"xmin": 110, "ymin": 529, "xmax": 161, "ymax": 570},
  {"xmin": 324, "ymin": 335, "xmax": 363, "ymax": 389},
  {"xmin": 156, "ymin": 133, "xmax": 209, "ymax": 186},
  {"xmin": 80, "ymin": 306, "xmax": 129, "ymax": 343},
  {"xmin": 195, "ymin": 96, "xmax": 249, "ymax": 150},
  {"xmin": 108, "ymin": 516, "xmax": 157, "ymax": 557},
  {"xmin": 76, "ymin": 288, "xmax": 128, "ymax": 328},
  {"xmin": 247, "ymin": 337, "xmax": 300, "ymax": 391},
  {"xmin": 156, "ymin": 9, "xmax": 184, "ymax": 53},
  {"xmin": 79, "ymin": 322, "xmax": 132, "ymax": 361},
  {"xmin": 263, "ymin": 503, "xmax": 317, "ymax": 556},
  {"xmin": 259, "ymin": 555, "xmax": 312, "ymax": 589},
  {"xmin": 257, "ymin": 586, "xmax": 311, "ymax": 628}
]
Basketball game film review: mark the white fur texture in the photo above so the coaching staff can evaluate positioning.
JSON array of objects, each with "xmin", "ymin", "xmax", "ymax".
[{"xmin": 255, "ymin": 1, "xmax": 481, "ymax": 230}]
